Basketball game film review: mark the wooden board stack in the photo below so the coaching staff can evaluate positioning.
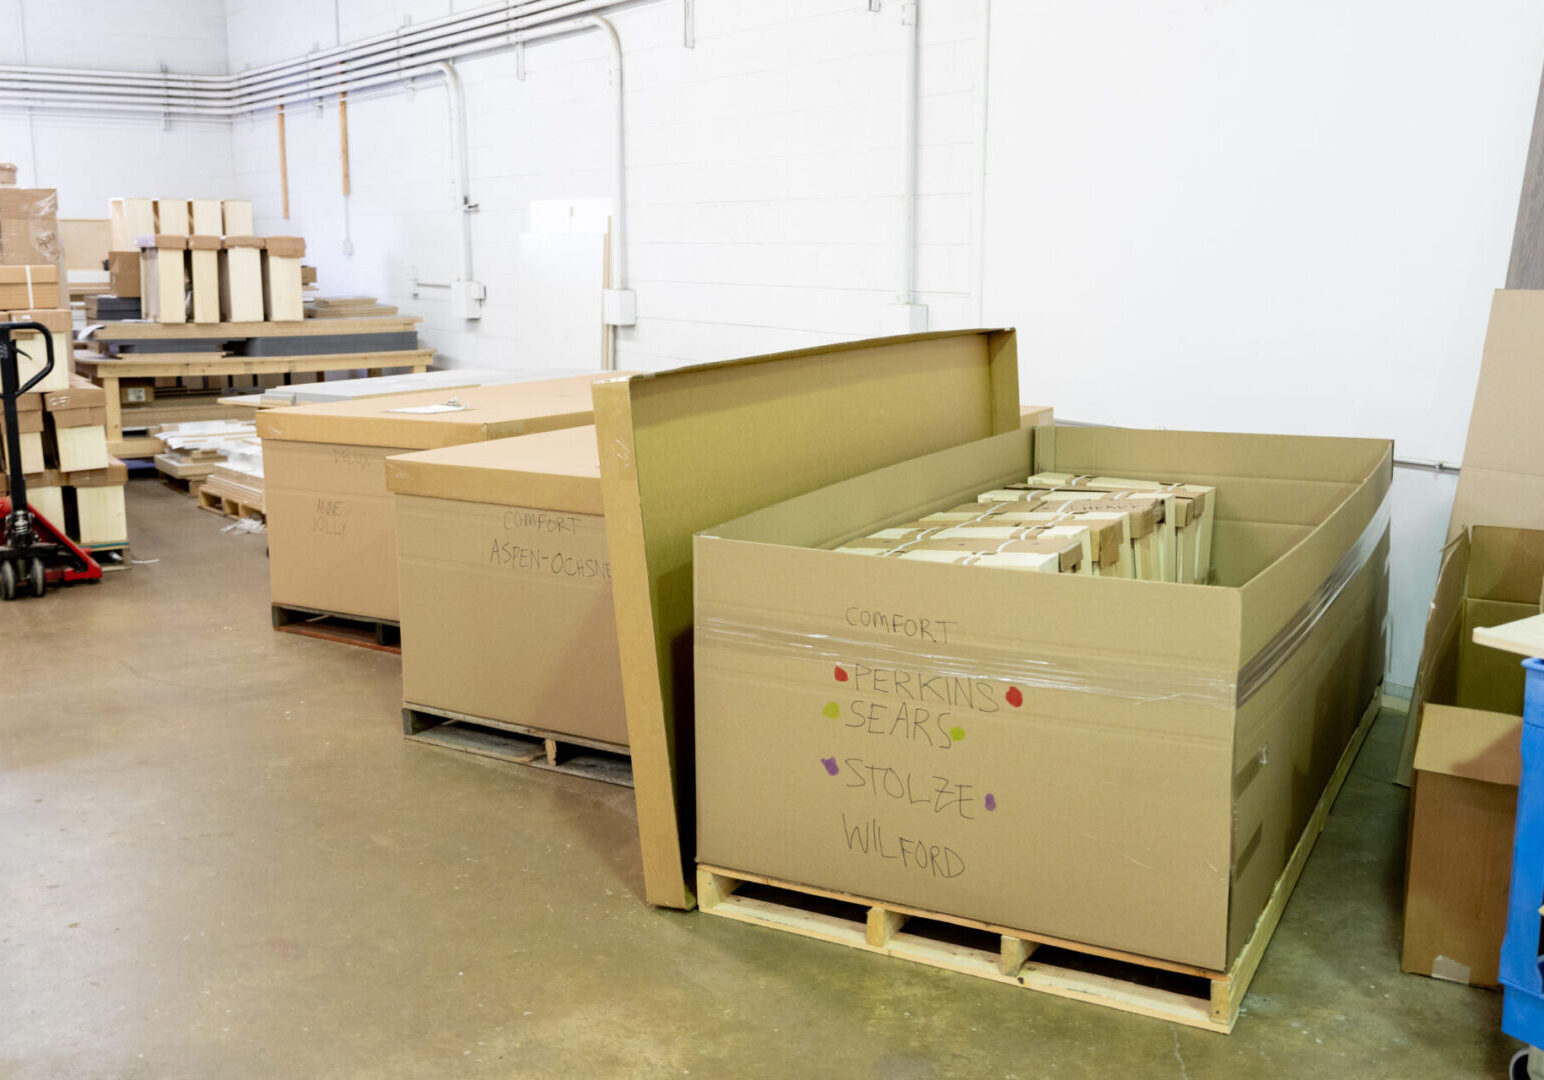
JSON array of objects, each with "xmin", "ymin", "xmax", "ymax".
[
  {"xmin": 151, "ymin": 419, "xmax": 257, "ymax": 493},
  {"xmin": 838, "ymin": 472, "xmax": 1216, "ymax": 584},
  {"xmin": 304, "ymin": 296, "xmax": 399, "ymax": 318}
]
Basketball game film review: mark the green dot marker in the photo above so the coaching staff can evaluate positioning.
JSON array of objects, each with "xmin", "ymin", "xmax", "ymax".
[
  {"xmin": 949, "ymin": 725, "xmax": 966, "ymax": 742},
  {"xmin": 822, "ymin": 701, "xmax": 840, "ymax": 719}
]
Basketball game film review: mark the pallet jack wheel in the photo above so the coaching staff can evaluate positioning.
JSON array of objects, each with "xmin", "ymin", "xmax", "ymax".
[
  {"xmin": 27, "ymin": 556, "xmax": 44, "ymax": 597},
  {"xmin": 0, "ymin": 560, "xmax": 15, "ymax": 601}
]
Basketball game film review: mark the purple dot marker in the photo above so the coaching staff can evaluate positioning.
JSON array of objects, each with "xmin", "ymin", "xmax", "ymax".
[
  {"xmin": 984, "ymin": 793, "xmax": 998, "ymax": 811},
  {"xmin": 821, "ymin": 756, "xmax": 839, "ymax": 776}
]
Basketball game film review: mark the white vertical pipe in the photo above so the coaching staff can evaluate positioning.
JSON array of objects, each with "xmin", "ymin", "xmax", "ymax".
[
  {"xmin": 588, "ymin": 15, "xmax": 626, "ymax": 293},
  {"xmin": 899, "ymin": 0, "xmax": 919, "ymax": 307},
  {"xmin": 587, "ymin": 15, "xmax": 626, "ymax": 370},
  {"xmin": 971, "ymin": 0, "xmax": 991, "ymax": 325},
  {"xmin": 436, "ymin": 61, "xmax": 475, "ymax": 287}
]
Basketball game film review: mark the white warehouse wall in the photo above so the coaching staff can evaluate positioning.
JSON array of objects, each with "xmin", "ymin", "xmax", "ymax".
[
  {"xmin": 226, "ymin": 0, "xmax": 980, "ymax": 370},
  {"xmin": 6, "ymin": 0, "xmax": 1527, "ymax": 691},
  {"xmin": 982, "ymin": 2, "xmax": 1544, "ymax": 693},
  {"xmin": 0, "ymin": 0, "xmax": 233, "ymax": 216}
]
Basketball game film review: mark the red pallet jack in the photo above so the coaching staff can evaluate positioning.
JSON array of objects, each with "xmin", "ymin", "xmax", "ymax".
[{"xmin": 0, "ymin": 319, "xmax": 101, "ymax": 599}]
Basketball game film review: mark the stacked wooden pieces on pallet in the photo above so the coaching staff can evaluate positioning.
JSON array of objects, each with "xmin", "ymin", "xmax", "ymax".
[
  {"xmin": 114, "ymin": 198, "xmax": 303, "ymax": 325},
  {"xmin": 83, "ymin": 196, "xmax": 432, "ymax": 459}
]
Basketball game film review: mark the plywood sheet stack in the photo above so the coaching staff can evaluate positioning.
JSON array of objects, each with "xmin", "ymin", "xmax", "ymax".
[{"xmin": 304, "ymin": 296, "xmax": 398, "ymax": 318}]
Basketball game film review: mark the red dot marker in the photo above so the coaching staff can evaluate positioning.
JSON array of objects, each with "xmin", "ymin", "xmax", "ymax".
[
  {"xmin": 1005, "ymin": 686, "xmax": 1023, "ymax": 708},
  {"xmin": 833, "ymin": 665, "xmax": 849, "ymax": 682}
]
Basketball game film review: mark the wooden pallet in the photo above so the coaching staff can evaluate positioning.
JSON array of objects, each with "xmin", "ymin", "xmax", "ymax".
[
  {"xmin": 697, "ymin": 688, "xmax": 1383, "ymax": 1034},
  {"xmin": 84, "ymin": 541, "xmax": 132, "ymax": 572},
  {"xmin": 197, "ymin": 486, "xmax": 264, "ymax": 522},
  {"xmin": 403, "ymin": 704, "xmax": 632, "ymax": 787},
  {"xmin": 271, "ymin": 603, "xmax": 400, "ymax": 653}
]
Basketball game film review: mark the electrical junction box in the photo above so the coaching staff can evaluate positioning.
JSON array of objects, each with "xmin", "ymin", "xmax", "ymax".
[{"xmin": 451, "ymin": 279, "xmax": 486, "ymax": 320}]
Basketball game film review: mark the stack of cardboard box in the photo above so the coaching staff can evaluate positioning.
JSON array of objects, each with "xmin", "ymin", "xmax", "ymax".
[
  {"xmin": 0, "ymin": 373, "xmax": 125, "ymax": 547},
  {"xmin": 0, "ymin": 186, "xmax": 65, "ymax": 286}
]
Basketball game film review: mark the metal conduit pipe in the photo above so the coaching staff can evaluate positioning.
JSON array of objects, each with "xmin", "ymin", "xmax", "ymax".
[
  {"xmin": 435, "ymin": 61, "xmax": 482, "ymax": 319},
  {"xmin": 0, "ymin": 0, "xmax": 635, "ymax": 117},
  {"xmin": 586, "ymin": 14, "xmax": 632, "ymax": 370}
]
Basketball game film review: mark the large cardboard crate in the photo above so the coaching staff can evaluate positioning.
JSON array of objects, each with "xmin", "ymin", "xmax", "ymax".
[
  {"xmin": 593, "ymin": 330, "xmax": 1390, "ymax": 964},
  {"xmin": 692, "ymin": 420, "xmax": 1389, "ymax": 972},
  {"xmin": 256, "ymin": 374, "xmax": 608, "ymax": 624},
  {"xmin": 386, "ymin": 424, "xmax": 626, "ymax": 746}
]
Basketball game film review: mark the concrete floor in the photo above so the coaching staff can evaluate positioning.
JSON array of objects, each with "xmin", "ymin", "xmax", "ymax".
[{"xmin": 0, "ymin": 478, "xmax": 1520, "ymax": 1078}]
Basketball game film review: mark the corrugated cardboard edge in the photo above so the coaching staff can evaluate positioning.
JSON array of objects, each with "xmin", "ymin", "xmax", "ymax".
[{"xmin": 594, "ymin": 373, "xmax": 693, "ymax": 909}]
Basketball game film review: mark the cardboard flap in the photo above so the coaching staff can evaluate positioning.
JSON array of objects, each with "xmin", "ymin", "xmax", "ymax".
[
  {"xmin": 1468, "ymin": 526, "xmax": 1544, "ymax": 603},
  {"xmin": 1413, "ymin": 704, "xmax": 1521, "ymax": 787},
  {"xmin": 1450, "ymin": 291, "xmax": 1544, "ymax": 539},
  {"xmin": 136, "ymin": 235, "xmax": 187, "ymax": 250},
  {"xmin": 264, "ymin": 236, "xmax": 306, "ymax": 258},
  {"xmin": 187, "ymin": 234, "xmax": 221, "ymax": 251},
  {"xmin": 257, "ymin": 374, "xmax": 610, "ymax": 451},
  {"xmin": 386, "ymin": 425, "xmax": 603, "ymax": 515},
  {"xmin": 594, "ymin": 328, "xmax": 1021, "ymax": 908},
  {"xmin": 222, "ymin": 235, "xmax": 265, "ymax": 249}
]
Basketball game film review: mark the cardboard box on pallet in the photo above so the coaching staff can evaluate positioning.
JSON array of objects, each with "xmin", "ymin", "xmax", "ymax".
[
  {"xmin": 385, "ymin": 424, "xmax": 627, "ymax": 746},
  {"xmin": 256, "ymin": 373, "xmax": 612, "ymax": 624},
  {"xmin": 592, "ymin": 328, "xmax": 1390, "ymax": 977}
]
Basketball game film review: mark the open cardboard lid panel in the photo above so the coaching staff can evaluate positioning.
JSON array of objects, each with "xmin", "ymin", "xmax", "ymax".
[
  {"xmin": 386, "ymin": 424, "xmax": 603, "ymax": 515},
  {"xmin": 1450, "ymin": 290, "xmax": 1544, "ymax": 540},
  {"xmin": 594, "ymin": 329, "xmax": 1021, "ymax": 908},
  {"xmin": 256, "ymin": 373, "xmax": 611, "ymax": 451}
]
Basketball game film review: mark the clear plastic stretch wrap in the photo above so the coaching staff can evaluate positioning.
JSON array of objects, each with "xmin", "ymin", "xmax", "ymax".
[{"xmin": 696, "ymin": 492, "xmax": 1390, "ymax": 711}]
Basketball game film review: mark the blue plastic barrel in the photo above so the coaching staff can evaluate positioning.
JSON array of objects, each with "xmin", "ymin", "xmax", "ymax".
[{"xmin": 1502, "ymin": 658, "xmax": 1544, "ymax": 1044}]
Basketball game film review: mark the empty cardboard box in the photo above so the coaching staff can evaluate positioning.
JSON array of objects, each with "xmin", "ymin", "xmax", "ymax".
[
  {"xmin": 386, "ymin": 424, "xmax": 626, "ymax": 746},
  {"xmin": 1403, "ymin": 703, "xmax": 1521, "ymax": 988},
  {"xmin": 257, "ymin": 374, "xmax": 611, "ymax": 624}
]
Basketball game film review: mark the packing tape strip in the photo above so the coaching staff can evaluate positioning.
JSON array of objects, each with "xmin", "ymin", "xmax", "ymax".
[
  {"xmin": 695, "ymin": 608, "xmax": 1235, "ymax": 708},
  {"xmin": 24, "ymin": 263, "xmax": 33, "ymax": 308},
  {"xmin": 695, "ymin": 490, "xmax": 1392, "ymax": 711}
]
